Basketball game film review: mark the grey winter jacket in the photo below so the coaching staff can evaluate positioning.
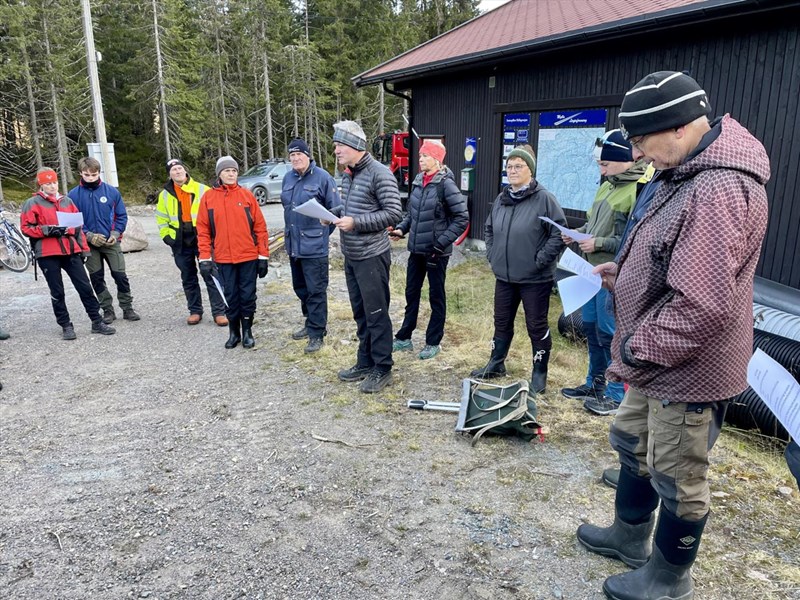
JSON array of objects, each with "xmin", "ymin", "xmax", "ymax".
[
  {"xmin": 485, "ymin": 181, "xmax": 566, "ymax": 284},
  {"xmin": 396, "ymin": 168, "xmax": 469, "ymax": 256},
  {"xmin": 333, "ymin": 153, "xmax": 402, "ymax": 261}
]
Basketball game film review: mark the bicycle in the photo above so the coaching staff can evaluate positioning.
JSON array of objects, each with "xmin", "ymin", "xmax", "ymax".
[{"xmin": 0, "ymin": 212, "xmax": 33, "ymax": 272}]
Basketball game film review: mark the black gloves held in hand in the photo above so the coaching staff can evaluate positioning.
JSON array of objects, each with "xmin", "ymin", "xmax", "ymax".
[
  {"xmin": 257, "ymin": 258, "xmax": 269, "ymax": 279},
  {"xmin": 199, "ymin": 261, "xmax": 214, "ymax": 277},
  {"xmin": 44, "ymin": 226, "xmax": 67, "ymax": 237}
]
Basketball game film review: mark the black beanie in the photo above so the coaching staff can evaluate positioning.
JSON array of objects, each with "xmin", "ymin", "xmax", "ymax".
[
  {"xmin": 288, "ymin": 138, "xmax": 311, "ymax": 158},
  {"xmin": 619, "ymin": 71, "xmax": 711, "ymax": 139},
  {"xmin": 166, "ymin": 158, "xmax": 187, "ymax": 175},
  {"xmin": 593, "ymin": 129, "xmax": 633, "ymax": 162}
]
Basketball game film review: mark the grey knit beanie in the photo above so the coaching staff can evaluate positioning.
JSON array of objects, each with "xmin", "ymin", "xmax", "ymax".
[
  {"xmin": 332, "ymin": 120, "xmax": 367, "ymax": 151},
  {"xmin": 215, "ymin": 155, "xmax": 239, "ymax": 177}
]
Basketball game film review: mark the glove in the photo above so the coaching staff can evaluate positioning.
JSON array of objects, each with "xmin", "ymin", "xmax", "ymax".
[
  {"xmin": 257, "ymin": 258, "xmax": 269, "ymax": 279},
  {"xmin": 44, "ymin": 226, "xmax": 67, "ymax": 237},
  {"xmin": 105, "ymin": 231, "xmax": 120, "ymax": 246},
  {"xmin": 199, "ymin": 260, "xmax": 214, "ymax": 278},
  {"xmin": 88, "ymin": 232, "xmax": 106, "ymax": 247},
  {"xmin": 163, "ymin": 236, "xmax": 176, "ymax": 247}
]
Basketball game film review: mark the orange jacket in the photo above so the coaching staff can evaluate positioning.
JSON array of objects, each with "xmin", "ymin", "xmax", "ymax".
[{"xmin": 196, "ymin": 184, "xmax": 269, "ymax": 264}]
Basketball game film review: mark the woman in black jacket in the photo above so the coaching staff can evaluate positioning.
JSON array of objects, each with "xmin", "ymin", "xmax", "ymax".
[
  {"xmin": 471, "ymin": 146, "xmax": 566, "ymax": 393},
  {"xmin": 389, "ymin": 140, "xmax": 468, "ymax": 360}
]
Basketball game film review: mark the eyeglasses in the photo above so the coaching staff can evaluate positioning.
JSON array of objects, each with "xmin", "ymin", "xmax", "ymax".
[
  {"xmin": 595, "ymin": 137, "xmax": 631, "ymax": 151},
  {"xmin": 627, "ymin": 134, "xmax": 649, "ymax": 151},
  {"xmin": 506, "ymin": 163, "xmax": 528, "ymax": 172}
]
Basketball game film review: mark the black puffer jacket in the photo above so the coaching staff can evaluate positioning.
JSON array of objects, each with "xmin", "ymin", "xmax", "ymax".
[
  {"xmin": 485, "ymin": 180, "xmax": 566, "ymax": 284},
  {"xmin": 333, "ymin": 153, "xmax": 402, "ymax": 260},
  {"xmin": 396, "ymin": 168, "xmax": 469, "ymax": 256}
]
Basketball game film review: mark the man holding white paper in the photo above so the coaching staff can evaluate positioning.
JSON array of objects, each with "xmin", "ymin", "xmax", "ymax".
[{"xmin": 281, "ymin": 138, "xmax": 341, "ymax": 353}]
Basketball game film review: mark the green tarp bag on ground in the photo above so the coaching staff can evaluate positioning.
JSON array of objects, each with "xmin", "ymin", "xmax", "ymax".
[{"xmin": 455, "ymin": 379, "xmax": 546, "ymax": 445}]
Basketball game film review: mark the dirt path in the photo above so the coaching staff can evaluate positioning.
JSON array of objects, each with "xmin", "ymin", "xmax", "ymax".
[{"xmin": 1, "ymin": 206, "xmax": 797, "ymax": 599}]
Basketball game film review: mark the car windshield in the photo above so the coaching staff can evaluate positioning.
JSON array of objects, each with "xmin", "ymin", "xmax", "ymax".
[{"xmin": 241, "ymin": 164, "xmax": 277, "ymax": 178}]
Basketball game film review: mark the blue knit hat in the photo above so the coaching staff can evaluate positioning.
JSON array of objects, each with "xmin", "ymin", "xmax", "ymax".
[
  {"xmin": 592, "ymin": 130, "xmax": 633, "ymax": 162},
  {"xmin": 288, "ymin": 138, "xmax": 311, "ymax": 157}
]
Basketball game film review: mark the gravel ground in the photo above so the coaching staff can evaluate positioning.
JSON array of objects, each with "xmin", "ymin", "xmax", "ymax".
[{"xmin": 1, "ymin": 205, "xmax": 797, "ymax": 599}]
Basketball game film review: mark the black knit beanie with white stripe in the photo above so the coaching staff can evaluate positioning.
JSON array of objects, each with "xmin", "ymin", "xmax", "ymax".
[{"xmin": 618, "ymin": 71, "xmax": 711, "ymax": 139}]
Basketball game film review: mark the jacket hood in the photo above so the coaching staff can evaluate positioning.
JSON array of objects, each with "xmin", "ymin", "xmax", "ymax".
[
  {"xmin": 669, "ymin": 115, "xmax": 770, "ymax": 186},
  {"xmin": 411, "ymin": 165, "xmax": 455, "ymax": 187}
]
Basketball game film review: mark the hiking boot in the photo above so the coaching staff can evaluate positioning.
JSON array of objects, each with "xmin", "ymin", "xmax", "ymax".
[
  {"xmin": 602, "ymin": 468, "xmax": 620, "ymax": 489},
  {"xmin": 392, "ymin": 338, "xmax": 413, "ymax": 352},
  {"xmin": 305, "ymin": 337, "xmax": 324, "ymax": 353},
  {"xmin": 338, "ymin": 364, "xmax": 372, "ymax": 382},
  {"xmin": 91, "ymin": 320, "xmax": 116, "ymax": 335},
  {"xmin": 214, "ymin": 315, "xmax": 229, "ymax": 327},
  {"xmin": 577, "ymin": 513, "xmax": 656, "ymax": 568},
  {"xmin": 561, "ymin": 375, "xmax": 606, "ymax": 401},
  {"xmin": 530, "ymin": 348, "xmax": 550, "ymax": 394},
  {"xmin": 187, "ymin": 313, "xmax": 202, "ymax": 325},
  {"xmin": 360, "ymin": 369, "xmax": 392, "ymax": 393},
  {"xmin": 292, "ymin": 326, "xmax": 308, "ymax": 340},
  {"xmin": 584, "ymin": 395, "xmax": 621, "ymax": 416},
  {"xmin": 470, "ymin": 337, "xmax": 511, "ymax": 379},
  {"xmin": 102, "ymin": 308, "xmax": 117, "ymax": 324},
  {"xmin": 123, "ymin": 308, "xmax": 141, "ymax": 321},
  {"xmin": 62, "ymin": 325, "xmax": 77, "ymax": 341},
  {"xmin": 418, "ymin": 344, "xmax": 440, "ymax": 360}
]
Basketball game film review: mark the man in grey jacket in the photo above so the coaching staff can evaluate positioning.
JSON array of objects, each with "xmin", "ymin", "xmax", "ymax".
[{"xmin": 331, "ymin": 120, "xmax": 403, "ymax": 393}]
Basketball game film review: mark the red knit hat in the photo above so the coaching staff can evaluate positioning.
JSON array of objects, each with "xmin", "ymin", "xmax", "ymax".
[
  {"xmin": 419, "ymin": 140, "xmax": 446, "ymax": 165},
  {"xmin": 37, "ymin": 169, "xmax": 58, "ymax": 185}
]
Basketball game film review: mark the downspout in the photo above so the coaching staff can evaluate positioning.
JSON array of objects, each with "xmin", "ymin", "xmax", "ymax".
[{"xmin": 383, "ymin": 81, "xmax": 415, "ymax": 192}]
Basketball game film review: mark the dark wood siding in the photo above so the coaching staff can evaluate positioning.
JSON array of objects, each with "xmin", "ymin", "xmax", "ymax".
[{"xmin": 406, "ymin": 9, "xmax": 800, "ymax": 288}]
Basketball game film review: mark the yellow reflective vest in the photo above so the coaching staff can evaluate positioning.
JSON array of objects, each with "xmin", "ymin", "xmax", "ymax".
[{"xmin": 155, "ymin": 177, "xmax": 208, "ymax": 243}]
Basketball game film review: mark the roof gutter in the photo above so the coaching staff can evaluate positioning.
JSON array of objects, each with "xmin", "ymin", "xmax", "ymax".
[
  {"xmin": 354, "ymin": 0, "xmax": 797, "ymax": 87},
  {"xmin": 382, "ymin": 82, "xmax": 416, "ymax": 187}
]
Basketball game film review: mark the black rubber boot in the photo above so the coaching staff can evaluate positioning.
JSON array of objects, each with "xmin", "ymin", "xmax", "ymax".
[
  {"xmin": 576, "ymin": 467, "xmax": 660, "ymax": 568},
  {"xmin": 470, "ymin": 337, "xmax": 511, "ymax": 379},
  {"xmin": 530, "ymin": 347, "xmax": 550, "ymax": 394},
  {"xmin": 225, "ymin": 318, "xmax": 241, "ymax": 349},
  {"xmin": 241, "ymin": 316, "xmax": 255, "ymax": 349},
  {"xmin": 602, "ymin": 506, "xmax": 707, "ymax": 600}
]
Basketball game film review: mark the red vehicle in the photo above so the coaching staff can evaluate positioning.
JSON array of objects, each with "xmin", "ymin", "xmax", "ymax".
[{"xmin": 373, "ymin": 132, "xmax": 410, "ymax": 192}]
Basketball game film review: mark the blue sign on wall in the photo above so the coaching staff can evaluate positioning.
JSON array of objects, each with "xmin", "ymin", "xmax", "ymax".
[
  {"xmin": 464, "ymin": 137, "xmax": 477, "ymax": 165},
  {"xmin": 539, "ymin": 109, "xmax": 607, "ymax": 128},
  {"xmin": 504, "ymin": 113, "xmax": 531, "ymax": 127},
  {"xmin": 517, "ymin": 129, "xmax": 529, "ymax": 143}
]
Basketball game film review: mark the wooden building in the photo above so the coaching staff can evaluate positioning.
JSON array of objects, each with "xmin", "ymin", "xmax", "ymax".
[{"xmin": 354, "ymin": 0, "xmax": 800, "ymax": 289}]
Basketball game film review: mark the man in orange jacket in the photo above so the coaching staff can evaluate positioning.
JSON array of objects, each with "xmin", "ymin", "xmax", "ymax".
[{"xmin": 196, "ymin": 156, "xmax": 269, "ymax": 349}]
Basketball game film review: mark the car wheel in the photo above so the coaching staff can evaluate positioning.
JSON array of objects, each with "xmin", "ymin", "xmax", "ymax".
[{"xmin": 253, "ymin": 186, "xmax": 268, "ymax": 206}]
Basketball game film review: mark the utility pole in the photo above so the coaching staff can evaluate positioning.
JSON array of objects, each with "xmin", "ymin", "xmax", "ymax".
[{"xmin": 81, "ymin": 0, "xmax": 114, "ymax": 184}]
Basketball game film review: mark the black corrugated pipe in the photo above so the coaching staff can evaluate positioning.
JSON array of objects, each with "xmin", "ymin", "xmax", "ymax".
[
  {"xmin": 725, "ymin": 329, "xmax": 800, "ymax": 441},
  {"xmin": 382, "ymin": 81, "xmax": 414, "ymax": 188},
  {"xmin": 558, "ymin": 311, "xmax": 586, "ymax": 344}
]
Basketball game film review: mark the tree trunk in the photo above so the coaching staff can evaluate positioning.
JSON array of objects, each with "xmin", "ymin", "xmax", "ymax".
[
  {"xmin": 214, "ymin": 26, "xmax": 229, "ymax": 155},
  {"xmin": 21, "ymin": 43, "xmax": 43, "ymax": 170},
  {"xmin": 152, "ymin": 0, "xmax": 171, "ymax": 160},
  {"xmin": 260, "ymin": 22, "xmax": 274, "ymax": 159},
  {"xmin": 42, "ymin": 15, "xmax": 72, "ymax": 192}
]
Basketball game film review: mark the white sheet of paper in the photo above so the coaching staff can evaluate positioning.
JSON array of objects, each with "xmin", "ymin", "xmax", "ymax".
[
  {"xmin": 557, "ymin": 275, "xmax": 601, "ymax": 316},
  {"xmin": 747, "ymin": 349, "xmax": 800, "ymax": 441},
  {"xmin": 539, "ymin": 216, "xmax": 592, "ymax": 242},
  {"xmin": 559, "ymin": 247, "xmax": 602, "ymax": 286},
  {"xmin": 57, "ymin": 211, "xmax": 84, "ymax": 228},
  {"xmin": 211, "ymin": 274, "xmax": 228, "ymax": 308},
  {"xmin": 293, "ymin": 198, "xmax": 338, "ymax": 223}
]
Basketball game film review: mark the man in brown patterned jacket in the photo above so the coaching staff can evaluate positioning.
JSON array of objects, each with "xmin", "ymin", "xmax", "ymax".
[{"xmin": 576, "ymin": 71, "xmax": 770, "ymax": 600}]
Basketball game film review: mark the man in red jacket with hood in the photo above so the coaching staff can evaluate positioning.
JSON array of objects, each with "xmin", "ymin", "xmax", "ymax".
[
  {"xmin": 21, "ymin": 168, "xmax": 116, "ymax": 340},
  {"xmin": 577, "ymin": 71, "xmax": 770, "ymax": 600}
]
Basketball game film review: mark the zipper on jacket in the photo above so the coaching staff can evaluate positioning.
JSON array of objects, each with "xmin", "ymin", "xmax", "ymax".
[{"xmin": 503, "ymin": 204, "xmax": 516, "ymax": 281}]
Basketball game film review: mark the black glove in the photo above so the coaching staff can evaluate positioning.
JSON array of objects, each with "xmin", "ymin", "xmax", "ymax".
[
  {"xmin": 199, "ymin": 261, "xmax": 214, "ymax": 278},
  {"xmin": 44, "ymin": 226, "xmax": 67, "ymax": 237},
  {"xmin": 257, "ymin": 258, "xmax": 269, "ymax": 279},
  {"xmin": 163, "ymin": 236, "xmax": 176, "ymax": 247}
]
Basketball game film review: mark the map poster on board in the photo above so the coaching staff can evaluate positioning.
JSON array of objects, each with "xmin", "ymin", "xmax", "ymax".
[{"xmin": 536, "ymin": 109, "xmax": 608, "ymax": 213}]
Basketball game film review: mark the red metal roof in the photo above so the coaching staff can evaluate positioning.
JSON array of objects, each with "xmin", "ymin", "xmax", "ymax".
[{"xmin": 358, "ymin": 0, "xmax": 713, "ymax": 82}]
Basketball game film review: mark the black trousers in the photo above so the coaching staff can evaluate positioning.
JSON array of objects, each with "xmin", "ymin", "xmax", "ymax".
[
  {"xmin": 38, "ymin": 254, "xmax": 101, "ymax": 327},
  {"xmin": 173, "ymin": 244, "xmax": 226, "ymax": 316},
  {"xmin": 396, "ymin": 252, "xmax": 449, "ymax": 346},
  {"xmin": 290, "ymin": 256, "xmax": 329, "ymax": 338},
  {"xmin": 493, "ymin": 279, "xmax": 553, "ymax": 350},
  {"xmin": 216, "ymin": 260, "xmax": 258, "ymax": 322},
  {"xmin": 344, "ymin": 250, "xmax": 393, "ymax": 372}
]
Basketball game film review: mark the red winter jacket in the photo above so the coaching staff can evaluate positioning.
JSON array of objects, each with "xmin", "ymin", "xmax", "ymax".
[
  {"xmin": 21, "ymin": 192, "xmax": 89, "ymax": 258},
  {"xmin": 196, "ymin": 184, "xmax": 269, "ymax": 264}
]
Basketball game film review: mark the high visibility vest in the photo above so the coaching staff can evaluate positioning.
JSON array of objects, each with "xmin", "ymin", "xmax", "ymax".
[{"xmin": 155, "ymin": 178, "xmax": 208, "ymax": 242}]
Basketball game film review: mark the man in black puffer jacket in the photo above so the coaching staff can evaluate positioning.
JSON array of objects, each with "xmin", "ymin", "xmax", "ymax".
[{"xmin": 330, "ymin": 120, "xmax": 403, "ymax": 393}]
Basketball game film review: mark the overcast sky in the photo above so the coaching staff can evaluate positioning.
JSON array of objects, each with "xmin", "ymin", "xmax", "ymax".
[{"xmin": 479, "ymin": 0, "xmax": 512, "ymax": 12}]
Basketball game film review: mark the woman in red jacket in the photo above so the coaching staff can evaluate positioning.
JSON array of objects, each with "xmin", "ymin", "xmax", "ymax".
[
  {"xmin": 196, "ymin": 156, "xmax": 270, "ymax": 349},
  {"xmin": 21, "ymin": 168, "xmax": 116, "ymax": 340}
]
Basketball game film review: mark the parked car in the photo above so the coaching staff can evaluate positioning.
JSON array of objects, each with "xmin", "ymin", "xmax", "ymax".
[{"xmin": 238, "ymin": 159, "xmax": 289, "ymax": 206}]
